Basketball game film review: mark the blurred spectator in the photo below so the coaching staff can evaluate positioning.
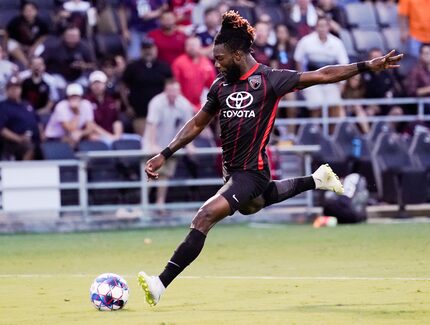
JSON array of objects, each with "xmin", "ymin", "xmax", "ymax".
[
  {"xmin": 270, "ymin": 24, "xmax": 298, "ymax": 135},
  {"xmin": 44, "ymin": 83, "xmax": 95, "ymax": 147},
  {"xmin": 121, "ymin": 38, "xmax": 172, "ymax": 135},
  {"xmin": 119, "ymin": 0, "xmax": 168, "ymax": 60},
  {"xmin": 148, "ymin": 11, "xmax": 187, "ymax": 66},
  {"xmin": 315, "ymin": 0, "xmax": 346, "ymax": 37},
  {"xmin": 362, "ymin": 48, "xmax": 403, "ymax": 116},
  {"xmin": 294, "ymin": 17, "xmax": 348, "ymax": 119},
  {"xmin": 143, "ymin": 79, "xmax": 194, "ymax": 209},
  {"xmin": 42, "ymin": 26, "xmax": 96, "ymax": 88},
  {"xmin": 0, "ymin": 45, "xmax": 18, "ymax": 102},
  {"xmin": 55, "ymin": 0, "xmax": 94, "ymax": 37},
  {"xmin": 19, "ymin": 57, "xmax": 59, "ymax": 116},
  {"xmin": 342, "ymin": 74, "xmax": 370, "ymax": 133},
  {"xmin": 172, "ymin": 36, "xmax": 216, "ymax": 112},
  {"xmin": 6, "ymin": 1, "xmax": 49, "ymax": 68},
  {"xmin": 288, "ymin": 0, "xmax": 318, "ymax": 39},
  {"xmin": 195, "ymin": 7, "xmax": 221, "ymax": 58},
  {"xmin": 398, "ymin": 0, "xmax": 430, "ymax": 57},
  {"xmin": 85, "ymin": 70, "xmax": 123, "ymax": 144},
  {"xmin": 257, "ymin": 14, "xmax": 277, "ymax": 46},
  {"xmin": 169, "ymin": 0, "xmax": 196, "ymax": 33},
  {"xmin": 252, "ymin": 22, "xmax": 275, "ymax": 66},
  {"xmin": 270, "ymin": 24, "xmax": 296, "ymax": 70},
  {"xmin": 405, "ymin": 44, "xmax": 430, "ymax": 98},
  {"xmin": 0, "ymin": 77, "xmax": 41, "ymax": 161},
  {"xmin": 100, "ymin": 56, "xmax": 123, "ymax": 98}
]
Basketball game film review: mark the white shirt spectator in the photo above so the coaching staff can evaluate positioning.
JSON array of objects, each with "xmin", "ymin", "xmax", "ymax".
[
  {"xmin": 0, "ymin": 60, "xmax": 17, "ymax": 101},
  {"xmin": 63, "ymin": 0, "xmax": 91, "ymax": 12},
  {"xmin": 144, "ymin": 92, "xmax": 193, "ymax": 150},
  {"xmin": 45, "ymin": 98, "xmax": 94, "ymax": 138},
  {"xmin": 294, "ymin": 31, "xmax": 349, "ymax": 71},
  {"xmin": 294, "ymin": 31, "xmax": 349, "ymax": 108}
]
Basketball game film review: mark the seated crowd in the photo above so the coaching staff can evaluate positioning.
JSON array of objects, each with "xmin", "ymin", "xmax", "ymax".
[{"xmin": 0, "ymin": 0, "xmax": 429, "ymax": 162}]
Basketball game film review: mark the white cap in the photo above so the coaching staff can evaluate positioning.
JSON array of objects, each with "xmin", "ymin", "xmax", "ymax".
[
  {"xmin": 66, "ymin": 83, "xmax": 84, "ymax": 97},
  {"xmin": 89, "ymin": 70, "xmax": 107, "ymax": 84}
]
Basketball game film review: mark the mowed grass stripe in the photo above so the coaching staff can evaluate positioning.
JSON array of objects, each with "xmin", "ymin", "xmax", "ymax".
[{"xmin": 1, "ymin": 274, "xmax": 430, "ymax": 281}]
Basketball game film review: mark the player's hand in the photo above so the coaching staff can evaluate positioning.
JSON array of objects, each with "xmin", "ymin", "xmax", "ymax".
[
  {"xmin": 367, "ymin": 50, "xmax": 403, "ymax": 72},
  {"xmin": 145, "ymin": 154, "xmax": 165, "ymax": 181}
]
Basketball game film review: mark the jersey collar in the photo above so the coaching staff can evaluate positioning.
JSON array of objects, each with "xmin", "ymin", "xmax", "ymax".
[{"xmin": 239, "ymin": 63, "xmax": 259, "ymax": 81}]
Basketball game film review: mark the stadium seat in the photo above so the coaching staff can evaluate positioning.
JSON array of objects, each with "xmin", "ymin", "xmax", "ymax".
[
  {"xmin": 41, "ymin": 141, "xmax": 79, "ymax": 206},
  {"xmin": 229, "ymin": 5, "xmax": 256, "ymax": 25},
  {"xmin": 165, "ymin": 156, "xmax": 194, "ymax": 203},
  {"xmin": 332, "ymin": 122, "xmax": 375, "ymax": 190},
  {"xmin": 94, "ymin": 33, "xmax": 126, "ymax": 57},
  {"xmin": 38, "ymin": 9, "xmax": 54, "ymax": 28},
  {"xmin": 409, "ymin": 131, "xmax": 430, "ymax": 173},
  {"xmin": 339, "ymin": 29, "xmax": 358, "ymax": 61},
  {"xmin": 77, "ymin": 140, "xmax": 117, "ymax": 178},
  {"xmin": 0, "ymin": 10, "xmax": 19, "ymax": 29},
  {"xmin": 382, "ymin": 28, "xmax": 407, "ymax": 54},
  {"xmin": 345, "ymin": 2, "xmax": 378, "ymax": 30},
  {"xmin": 78, "ymin": 140, "xmax": 120, "ymax": 205},
  {"xmin": 31, "ymin": 0, "xmax": 58, "ymax": 9},
  {"xmin": 112, "ymin": 138, "xmax": 142, "ymax": 203},
  {"xmin": 351, "ymin": 29, "xmax": 387, "ymax": 54},
  {"xmin": 0, "ymin": 0, "xmax": 20, "ymax": 9},
  {"xmin": 254, "ymin": 5, "xmax": 286, "ymax": 25},
  {"xmin": 375, "ymin": 2, "xmax": 398, "ymax": 28},
  {"xmin": 367, "ymin": 121, "xmax": 393, "ymax": 145},
  {"xmin": 296, "ymin": 124, "xmax": 350, "ymax": 177},
  {"xmin": 372, "ymin": 132, "xmax": 428, "ymax": 205},
  {"xmin": 41, "ymin": 141, "xmax": 75, "ymax": 160}
]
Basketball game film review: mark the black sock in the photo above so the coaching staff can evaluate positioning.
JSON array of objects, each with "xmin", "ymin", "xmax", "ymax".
[
  {"xmin": 263, "ymin": 176, "xmax": 316, "ymax": 207},
  {"xmin": 159, "ymin": 228, "xmax": 206, "ymax": 288}
]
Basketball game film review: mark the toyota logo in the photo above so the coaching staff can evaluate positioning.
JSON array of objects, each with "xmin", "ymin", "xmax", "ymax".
[{"xmin": 226, "ymin": 91, "xmax": 253, "ymax": 109}]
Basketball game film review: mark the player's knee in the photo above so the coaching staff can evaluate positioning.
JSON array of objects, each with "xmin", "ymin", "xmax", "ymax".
[
  {"xmin": 191, "ymin": 207, "xmax": 217, "ymax": 233},
  {"xmin": 238, "ymin": 196, "xmax": 265, "ymax": 215},
  {"xmin": 238, "ymin": 206, "xmax": 257, "ymax": 215}
]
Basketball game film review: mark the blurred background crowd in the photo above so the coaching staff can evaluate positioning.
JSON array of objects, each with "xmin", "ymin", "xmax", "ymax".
[
  {"xmin": 0, "ymin": 0, "xmax": 429, "ymax": 210},
  {"xmin": 0, "ymin": 0, "xmax": 429, "ymax": 161}
]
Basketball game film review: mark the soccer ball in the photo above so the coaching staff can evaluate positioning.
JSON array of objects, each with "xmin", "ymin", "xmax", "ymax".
[{"xmin": 90, "ymin": 273, "xmax": 129, "ymax": 311}]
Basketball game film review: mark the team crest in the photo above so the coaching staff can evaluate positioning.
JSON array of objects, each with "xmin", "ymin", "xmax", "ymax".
[{"xmin": 248, "ymin": 75, "xmax": 261, "ymax": 90}]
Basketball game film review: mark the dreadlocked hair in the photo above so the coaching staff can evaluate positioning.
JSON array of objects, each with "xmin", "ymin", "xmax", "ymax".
[{"xmin": 214, "ymin": 10, "xmax": 255, "ymax": 53}]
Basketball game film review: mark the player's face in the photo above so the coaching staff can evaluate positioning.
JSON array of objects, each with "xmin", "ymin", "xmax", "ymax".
[{"xmin": 213, "ymin": 44, "xmax": 242, "ymax": 83}]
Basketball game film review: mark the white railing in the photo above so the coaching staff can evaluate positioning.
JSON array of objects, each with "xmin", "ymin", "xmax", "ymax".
[
  {"xmin": 277, "ymin": 97, "xmax": 430, "ymax": 135},
  {"xmin": 0, "ymin": 146, "xmax": 320, "ymax": 220},
  {"xmin": 0, "ymin": 97, "xmax": 428, "ymax": 222}
]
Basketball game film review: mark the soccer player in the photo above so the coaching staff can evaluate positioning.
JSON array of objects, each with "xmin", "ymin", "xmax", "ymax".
[{"xmin": 138, "ymin": 11, "xmax": 403, "ymax": 306}]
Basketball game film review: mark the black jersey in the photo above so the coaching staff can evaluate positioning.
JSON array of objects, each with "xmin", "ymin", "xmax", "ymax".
[{"xmin": 202, "ymin": 63, "xmax": 300, "ymax": 172}]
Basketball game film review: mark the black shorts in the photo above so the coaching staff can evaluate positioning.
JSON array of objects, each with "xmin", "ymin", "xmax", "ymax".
[{"xmin": 217, "ymin": 166, "xmax": 271, "ymax": 215}]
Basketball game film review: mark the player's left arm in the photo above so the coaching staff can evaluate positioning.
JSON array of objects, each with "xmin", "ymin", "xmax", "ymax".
[{"xmin": 296, "ymin": 50, "xmax": 403, "ymax": 89}]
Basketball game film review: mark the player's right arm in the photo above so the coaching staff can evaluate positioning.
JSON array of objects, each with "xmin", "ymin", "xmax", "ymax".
[{"xmin": 145, "ymin": 109, "xmax": 214, "ymax": 180}]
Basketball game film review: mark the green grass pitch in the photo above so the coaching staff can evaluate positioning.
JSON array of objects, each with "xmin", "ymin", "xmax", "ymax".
[{"xmin": 1, "ymin": 223, "xmax": 430, "ymax": 324}]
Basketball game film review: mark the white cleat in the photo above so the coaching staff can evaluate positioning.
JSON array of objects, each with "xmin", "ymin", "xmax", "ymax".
[
  {"xmin": 137, "ymin": 271, "xmax": 165, "ymax": 307},
  {"xmin": 312, "ymin": 164, "xmax": 344, "ymax": 195}
]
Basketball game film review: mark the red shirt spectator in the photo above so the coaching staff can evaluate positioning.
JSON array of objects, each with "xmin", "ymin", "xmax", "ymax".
[
  {"xmin": 85, "ymin": 71, "xmax": 123, "ymax": 140},
  {"xmin": 405, "ymin": 44, "xmax": 430, "ymax": 97},
  {"xmin": 148, "ymin": 11, "xmax": 186, "ymax": 66},
  {"xmin": 169, "ymin": 0, "xmax": 195, "ymax": 27},
  {"xmin": 86, "ymin": 92, "xmax": 120, "ymax": 134},
  {"xmin": 172, "ymin": 37, "xmax": 216, "ymax": 111}
]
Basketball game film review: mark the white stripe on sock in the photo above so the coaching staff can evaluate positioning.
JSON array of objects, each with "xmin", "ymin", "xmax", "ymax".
[{"xmin": 168, "ymin": 260, "xmax": 181, "ymax": 268}]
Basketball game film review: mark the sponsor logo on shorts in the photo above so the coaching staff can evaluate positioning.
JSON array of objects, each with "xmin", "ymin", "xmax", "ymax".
[{"xmin": 232, "ymin": 194, "xmax": 239, "ymax": 203}]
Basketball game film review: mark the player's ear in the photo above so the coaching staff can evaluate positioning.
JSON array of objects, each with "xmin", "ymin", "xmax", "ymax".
[{"xmin": 232, "ymin": 50, "xmax": 242, "ymax": 62}]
